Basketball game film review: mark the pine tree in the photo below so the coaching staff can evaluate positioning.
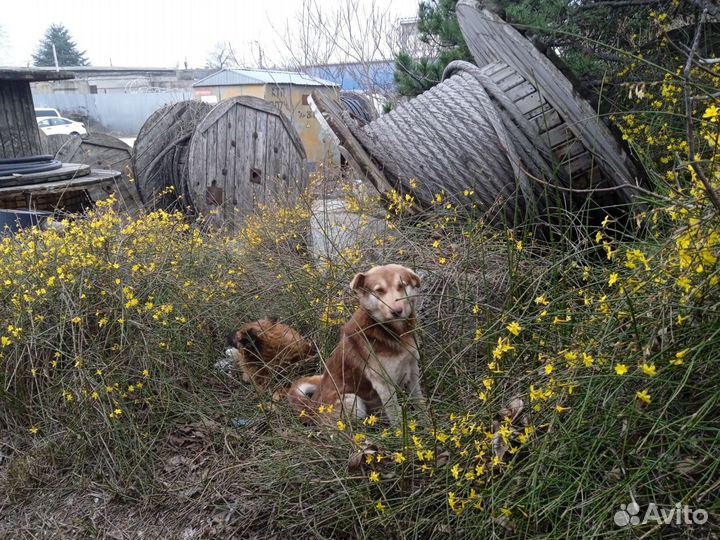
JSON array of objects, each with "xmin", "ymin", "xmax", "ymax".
[
  {"xmin": 394, "ymin": 0, "xmax": 473, "ymax": 98},
  {"xmin": 32, "ymin": 24, "xmax": 89, "ymax": 67}
]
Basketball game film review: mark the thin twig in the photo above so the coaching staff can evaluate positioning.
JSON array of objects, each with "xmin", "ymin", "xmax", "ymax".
[
  {"xmin": 682, "ymin": 9, "xmax": 720, "ymax": 213},
  {"xmin": 666, "ymin": 35, "xmax": 720, "ymax": 80},
  {"xmin": 520, "ymin": 164, "xmax": 675, "ymax": 203}
]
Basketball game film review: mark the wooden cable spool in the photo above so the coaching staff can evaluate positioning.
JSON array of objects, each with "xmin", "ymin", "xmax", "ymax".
[
  {"xmin": 133, "ymin": 100, "xmax": 211, "ymax": 211},
  {"xmin": 313, "ymin": 5, "xmax": 644, "ymax": 231},
  {"xmin": 45, "ymin": 133, "xmax": 142, "ymax": 212},
  {"xmin": 456, "ymin": 1, "xmax": 643, "ymax": 211},
  {"xmin": 0, "ymin": 70, "xmax": 122, "ymax": 215},
  {"xmin": 188, "ymin": 96, "xmax": 308, "ymax": 225}
]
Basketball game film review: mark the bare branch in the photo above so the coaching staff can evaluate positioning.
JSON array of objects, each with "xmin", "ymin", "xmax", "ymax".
[
  {"xmin": 682, "ymin": 10, "xmax": 720, "ymax": 213},
  {"xmin": 205, "ymin": 41, "xmax": 242, "ymax": 69},
  {"xmin": 272, "ymin": 0, "xmax": 425, "ymax": 102}
]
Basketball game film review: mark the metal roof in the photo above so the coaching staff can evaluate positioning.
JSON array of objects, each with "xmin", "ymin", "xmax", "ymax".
[
  {"xmin": 193, "ymin": 68, "xmax": 337, "ymax": 88},
  {"xmin": 0, "ymin": 68, "xmax": 74, "ymax": 82}
]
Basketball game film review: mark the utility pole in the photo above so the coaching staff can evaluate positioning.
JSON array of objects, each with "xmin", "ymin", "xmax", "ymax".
[{"xmin": 52, "ymin": 43, "xmax": 59, "ymax": 71}]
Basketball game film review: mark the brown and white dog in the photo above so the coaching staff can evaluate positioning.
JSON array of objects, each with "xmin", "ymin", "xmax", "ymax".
[
  {"xmin": 287, "ymin": 264, "xmax": 424, "ymax": 425},
  {"xmin": 227, "ymin": 317, "xmax": 314, "ymax": 389}
]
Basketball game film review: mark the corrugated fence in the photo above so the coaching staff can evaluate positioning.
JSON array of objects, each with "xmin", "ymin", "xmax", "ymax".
[{"xmin": 32, "ymin": 91, "xmax": 193, "ymax": 136}]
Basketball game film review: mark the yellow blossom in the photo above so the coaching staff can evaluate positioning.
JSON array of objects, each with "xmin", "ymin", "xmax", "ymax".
[
  {"xmin": 642, "ymin": 363, "xmax": 657, "ymax": 377},
  {"xmin": 363, "ymin": 415, "xmax": 379, "ymax": 427},
  {"xmin": 702, "ymin": 104, "xmax": 718, "ymax": 119},
  {"xmin": 506, "ymin": 321, "xmax": 522, "ymax": 336}
]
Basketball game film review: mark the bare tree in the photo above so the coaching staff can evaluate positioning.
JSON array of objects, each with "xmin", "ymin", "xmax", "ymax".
[
  {"xmin": 205, "ymin": 41, "xmax": 241, "ymax": 69},
  {"xmin": 274, "ymin": 0, "xmax": 432, "ymax": 103}
]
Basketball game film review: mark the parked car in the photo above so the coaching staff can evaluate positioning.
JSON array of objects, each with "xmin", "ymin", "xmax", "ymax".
[
  {"xmin": 37, "ymin": 116, "xmax": 87, "ymax": 137},
  {"xmin": 34, "ymin": 107, "xmax": 61, "ymax": 118}
]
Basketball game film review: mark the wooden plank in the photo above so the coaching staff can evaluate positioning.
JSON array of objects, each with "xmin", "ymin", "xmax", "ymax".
[
  {"xmin": 529, "ymin": 110, "xmax": 563, "ymax": 133},
  {"xmin": 187, "ymin": 119, "xmax": 206, "ymax": 215},
  {"xmin": 513, "ymin": 91, "xmax": 545, "ymax": 116},
  {"xmin": 0, "ymin": 169, "xmax": 118, "ymax": 194},
  {"xmin": 245, "ymin": 107, "xmax": 260, "ymax": 210},
  {"xmin": 504, "ymin": 80, "xmax": 536, "ymax": 102},
  {"xmin": 207, "ymin": 113, "xmax": 219, "ymax": 214},
  {"xmin": 263, "ymin": 116, "xmax": 279, "ymax": 203},
  {"xmin": 496, "ymin": 73, "xmax": 527, "ymax": 93},
  {"xmin": 230, "ymin": 104, "xmax": 244, "ymax": 214},
  {"xmin": 258, "ymin": 112, "xmax": 269, "ymax": 205},
  {"xmin": 53, "ymin": 135, "xmax": 82, "ymax": 162},
  {"xmin": 217, "ymin": 101, "xmax": 229, "ymax": 219},
  {"xmin": 0, "ymin": 163, "xmax": 90, "ymax": 187},
  {"xmin": 275, "ymin": 116, "xmax": 291, "ymax": 204}
]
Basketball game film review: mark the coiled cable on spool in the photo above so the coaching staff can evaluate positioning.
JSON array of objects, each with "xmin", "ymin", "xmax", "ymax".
[
  {"xmin": 357, "ymin": 60, "xmax": 556, "ymax": 224},
  {"xmin": 0, "ymin": 155, "xmax": 63, "ymax": 176},
  {"xmin": 442, "ymin": 60, "xmax": 571, "ymax": 221}
]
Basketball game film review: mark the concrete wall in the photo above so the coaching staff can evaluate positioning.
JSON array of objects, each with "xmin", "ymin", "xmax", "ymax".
[
  {"xmin": 219, "ymin": 85, "xmax": 265, "ymax": 100},
  {"xmin": 31, "ymin": 90, "xmax": 193, "ymax": 136},
  {"xmin": 265, "ymin": 84, "xmax": 340, "ymax": 169}
]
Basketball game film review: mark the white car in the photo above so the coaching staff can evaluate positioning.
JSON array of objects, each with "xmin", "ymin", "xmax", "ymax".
[
  {"xmin": 37, "ymin": 116, "xmax": 87, "ymax": 137},
  {"xmin": 34, "ymin": 107, "xmax": 61, "ymax": 118}
]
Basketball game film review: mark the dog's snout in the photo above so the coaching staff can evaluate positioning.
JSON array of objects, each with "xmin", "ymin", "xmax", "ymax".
[{"xmin": 391, "ymin": 307, "xmax": 404, "ymax": 318}]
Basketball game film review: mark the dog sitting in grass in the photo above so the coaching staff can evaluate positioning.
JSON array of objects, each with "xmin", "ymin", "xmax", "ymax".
[
  {"xmin": 227, "ymin": 317, "xmax": 314, "ymax": 389},
  {"xmin": 286, "ymin": 264, "xmax": 425, "ymax": 426}
]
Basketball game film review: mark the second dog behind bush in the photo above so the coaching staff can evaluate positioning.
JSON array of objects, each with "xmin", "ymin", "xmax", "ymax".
[{"xmin": 227, "ymin": 317, "xmax": 314, "ymax": 389}]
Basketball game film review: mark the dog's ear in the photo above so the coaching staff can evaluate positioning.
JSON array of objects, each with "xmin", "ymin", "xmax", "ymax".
[
  {"xmin": 237, "ymin": 327, "xmax": 259, "ymax": 351},
  {"xmin": 227, "ymin": 330, "xmax": 241, "ymax": 348},
  {"xmin": 405, "ymin": 268, "xmax": 421, "ymax": 288},
  {"xmin": 228, "ymin": 327, "xmax": 260, "ymax": 351},
  {"xmin": 349, "ymin": 272, "xmax": 366, "ymax": 291}
]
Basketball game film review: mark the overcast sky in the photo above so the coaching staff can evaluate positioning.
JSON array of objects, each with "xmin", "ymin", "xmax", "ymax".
[{"xmin": 0, "ymin": 0, "xmax": 419, "ymax": 68}]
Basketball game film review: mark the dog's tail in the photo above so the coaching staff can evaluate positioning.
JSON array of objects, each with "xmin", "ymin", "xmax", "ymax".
[{"xmin": 286, "ymin": 375, "xmax": 322, "ymax": 423}]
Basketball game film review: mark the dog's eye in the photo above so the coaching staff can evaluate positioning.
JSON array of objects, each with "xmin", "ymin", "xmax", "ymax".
[{"xmin": 374, "ymin": 288, "xmax": 385, "ymax": 295}]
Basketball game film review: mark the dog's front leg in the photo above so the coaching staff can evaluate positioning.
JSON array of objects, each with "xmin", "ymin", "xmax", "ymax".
[
  {"xmin": 407, "ymin": 361, "xmax": 426, "ymax": 407},
  {"xmin": 373, "ymin": 382, "xmax": 402, "ymax": 425}
]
